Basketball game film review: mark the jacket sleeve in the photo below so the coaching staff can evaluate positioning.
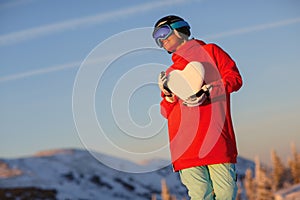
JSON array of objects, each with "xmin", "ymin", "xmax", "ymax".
[
  {"xmin": 209, "ymin": 44, "xmax": 243, "ymax": 97},
  {"xmin": 160, "ymin": 92, "xmax": 178, "ymax": 119}
]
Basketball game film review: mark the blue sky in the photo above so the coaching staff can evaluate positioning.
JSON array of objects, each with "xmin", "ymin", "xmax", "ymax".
[{"xmin": 1, "ymin": 0, "xmax": 300, "ymax": 166}]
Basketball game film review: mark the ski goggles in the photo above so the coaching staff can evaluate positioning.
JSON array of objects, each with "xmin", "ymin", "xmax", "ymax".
[{"xmin": 152, "ymin": 20, "xmax": 190, "ymax": 47}]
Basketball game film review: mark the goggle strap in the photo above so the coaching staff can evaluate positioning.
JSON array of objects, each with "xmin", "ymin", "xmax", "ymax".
[{"xmin": 170, "ymin": 21, "xmax": 190, "ymax": 29}]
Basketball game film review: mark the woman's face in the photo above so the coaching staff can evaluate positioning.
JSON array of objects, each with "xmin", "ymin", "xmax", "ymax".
[{"xmin": 161, "ymin": 32, "xmax": 184, "ymax": 52}]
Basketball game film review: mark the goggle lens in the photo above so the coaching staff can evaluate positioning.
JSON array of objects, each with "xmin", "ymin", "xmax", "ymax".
[{"xmin": 153, "ymin": 25, "xmax": 173, "ymax": 47}]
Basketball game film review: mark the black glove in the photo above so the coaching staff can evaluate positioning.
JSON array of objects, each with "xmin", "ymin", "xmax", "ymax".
[
  {"xmin": 158, "ymin": 71, "xmax": 172, "ymax": 97},
  {"xmin": 183, "ymin": 84, "xmax": 212, "ymax": 107}
]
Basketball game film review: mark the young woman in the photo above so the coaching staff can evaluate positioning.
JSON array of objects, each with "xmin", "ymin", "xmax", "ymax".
[{"xmin": 153, "ymin": 15, "xmax": 243, "ymax": 200}]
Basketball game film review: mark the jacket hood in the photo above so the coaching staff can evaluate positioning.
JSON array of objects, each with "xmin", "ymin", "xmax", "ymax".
[
  {"xmin": 172, "ymin": 39, "xmax": 206, "ymax": 63},
  {"xmin": 194, "ymin": 39, "xmax": 206, "ymax": 46}
]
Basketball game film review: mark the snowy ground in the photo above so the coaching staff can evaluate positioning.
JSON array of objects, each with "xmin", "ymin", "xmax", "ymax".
[{"xmin": 0, "ymin": 149, "xmax": 255, "ymax": 199}]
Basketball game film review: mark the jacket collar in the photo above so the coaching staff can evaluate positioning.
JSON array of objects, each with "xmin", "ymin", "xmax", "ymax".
[{"xmin": 172, "ymin": 39, "xmax": 206, "ymax": 63}]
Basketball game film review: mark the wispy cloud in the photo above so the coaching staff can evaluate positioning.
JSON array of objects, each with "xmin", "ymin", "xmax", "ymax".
[
  {"xmin": 0, "ymin": 0, "xmax": 190, "ymax": 46},
  {"xmin": 0, "ymin": 0, "xmax": 36, "ymax": 10},
  {"xmin": 0, "ymin": 61, "xmax": 80, "ymax": 82},
  {"xmin": 204, "ymin": 17, "xmax": 300, "ymax": 40},
  {"xmin": 0, "ymin": 56, "xmax": 115, "ymax": 83},
  {"xmin": 1, "ymin": 16, "xmax": 300, "ymax": 83}
]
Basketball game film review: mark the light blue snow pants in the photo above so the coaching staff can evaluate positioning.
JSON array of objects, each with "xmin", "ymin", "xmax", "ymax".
[{"xmin": 179, "ymin": 163, "xmax": 237, "ymax": 200}]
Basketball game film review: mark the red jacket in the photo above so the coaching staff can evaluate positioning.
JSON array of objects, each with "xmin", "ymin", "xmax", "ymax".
[{"xmin": 160, "ymin": 39, "xmax": 242, "ymax": 171}]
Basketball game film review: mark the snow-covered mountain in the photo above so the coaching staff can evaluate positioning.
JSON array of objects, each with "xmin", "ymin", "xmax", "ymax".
[{"xmin": 0, "ymin": 149, "xmax": 254, "ymax": 199}]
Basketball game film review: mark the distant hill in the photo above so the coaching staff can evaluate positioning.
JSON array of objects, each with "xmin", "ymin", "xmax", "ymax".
[{"xmin": 0, "ymin": 149, "xmax": 255, "ymax": 199}]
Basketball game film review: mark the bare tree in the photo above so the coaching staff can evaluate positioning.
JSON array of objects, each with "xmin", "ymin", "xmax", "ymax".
[
  {"xmin": 255, "ymin": 157, "xmax": 274, "ymax": 200},
  {"xmin": 244, "ymin": 168, "xmax": 255, "ymax": 200},
  {"xmin": 271, "ymin": 149, "xmax": 285, "ymax": 191},
  {"xmin": 151, "ymin": 193, "xmax": 157, "ymax": 200},
  {"xmin": 288, "ymin": 143, "xmax": 300, "ymax": 184},
  {"xmin": 161, "ymin": 179, "xmax": 172, "ymax": 200}
]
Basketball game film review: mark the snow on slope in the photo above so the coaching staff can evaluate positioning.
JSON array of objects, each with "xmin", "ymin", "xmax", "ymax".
[
  {"xmin": 0, "ymin": 149, "xmax": 254, "ymax": 199},
  {"xmin": 236, "ymin": 156, "xmax": 255, "ymax": 178}
]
